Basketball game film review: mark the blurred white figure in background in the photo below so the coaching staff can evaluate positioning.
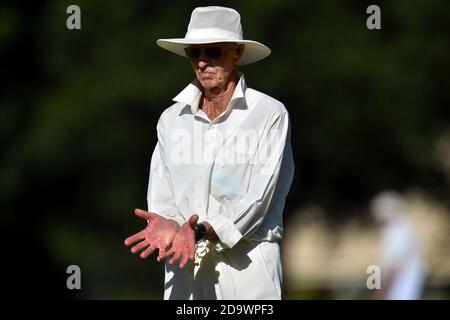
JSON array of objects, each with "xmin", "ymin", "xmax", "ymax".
[{"xmin": 370, "ymin": 191, "xmax": 427, "ymax": 300}]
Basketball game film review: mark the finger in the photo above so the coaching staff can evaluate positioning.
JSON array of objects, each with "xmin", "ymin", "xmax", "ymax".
[
  {"xmin": 188, "ymin": 214, "xmax": 199, "ymax": 228},
  {"xmin": 134, "ymin": 208, "xmax": 156, "ymax": 222},
  {"xmin": 124, "ymin": 232, "xmax": 143, "ymax": 246},
  {"xmin": 158, "ymin": 248, "xmax": 174, "ymax": 261},
  {"xmin": 131, "ymin": 240, "xmax": 149, "ymax": 254},
  {"xmin": 158, "ymin": 248, "xmax": 169, "ymax": 261},
  {"xmin": 179, "ymin": 260, "xmax": 187, "ymax": 269},
  {"xmin": 168, "ymin": 250, "xmax": 181, "ymax": 265},
  {"xmin": 157, "ymin": 248, "xmax": 166, "ymax": 262},
  {"xmin": 179, "ymin": 251, "xmax": 189, "ymax": 269},
  {"xmin": 140, "ymin": 245, "xmax": 156, "ymax": 259}
]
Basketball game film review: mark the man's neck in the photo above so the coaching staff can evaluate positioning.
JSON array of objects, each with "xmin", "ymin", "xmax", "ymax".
[{"xmin": 201, "ymin": 72, "xmax": 239, "ymax": 119}]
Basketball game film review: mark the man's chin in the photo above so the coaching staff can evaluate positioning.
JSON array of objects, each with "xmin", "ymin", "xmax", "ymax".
[{"xmin": 199, "ymin": 79, "xmax": 217, "ymax": 89}]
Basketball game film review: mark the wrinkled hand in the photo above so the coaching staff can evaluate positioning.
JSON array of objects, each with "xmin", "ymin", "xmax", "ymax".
[
  {"xmin": 124, "ymin": 208, "xmax": 179, "ymax": 259},
  {"xmin": 158, "ymin": 214, "xmax": 199, "ymax": 269}
]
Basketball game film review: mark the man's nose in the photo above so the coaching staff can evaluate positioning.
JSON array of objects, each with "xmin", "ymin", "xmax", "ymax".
[
  {"xmin": 198, "ymin": 60, "xmax": 208, "ymax": 69},
  {"xmin": 197, "ymin": 53, "xmax": 210, "ymax": 68}
]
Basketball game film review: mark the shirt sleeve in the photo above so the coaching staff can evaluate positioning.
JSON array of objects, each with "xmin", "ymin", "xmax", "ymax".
[
  {"xmin": 146, "ymin": 117, "xmax": 185, "ymax": 226},
  {"xmin": 201, "ymin": 109, "xmax": 294, "ymax": 249}
]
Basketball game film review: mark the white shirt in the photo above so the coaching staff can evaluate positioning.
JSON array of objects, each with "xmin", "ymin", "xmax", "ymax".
[{"xmin": 147, "ymin": 74, "xmax": 294, "ymax": 250}]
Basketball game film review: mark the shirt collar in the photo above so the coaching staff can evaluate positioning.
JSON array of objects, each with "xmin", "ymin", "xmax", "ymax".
[{"xmin": 174, "ymin": 73, "xmax": 248, "ymax": 117}]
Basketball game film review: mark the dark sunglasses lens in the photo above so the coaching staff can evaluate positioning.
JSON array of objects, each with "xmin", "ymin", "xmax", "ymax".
[
  {"xmin": 185, "ymin": 47, "xmax": 223, "ymax": 60},
  {"xmin": 205, "ymin": 47, "xmax": 222, "ymax": 59},
  {"xmin": 186, "ymin": 48, "xmax": 201, "ymax": 59}
]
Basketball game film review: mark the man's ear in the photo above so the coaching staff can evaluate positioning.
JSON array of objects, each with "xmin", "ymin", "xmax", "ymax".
[{"xmin": 235, "ymin": 44, "xmax": 245, "ymax": 62}]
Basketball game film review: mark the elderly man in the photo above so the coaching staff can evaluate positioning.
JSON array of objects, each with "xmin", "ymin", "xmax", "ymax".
[{"xmin": 124, "ymin": 6, "xmax": 294, "ymax": 300}]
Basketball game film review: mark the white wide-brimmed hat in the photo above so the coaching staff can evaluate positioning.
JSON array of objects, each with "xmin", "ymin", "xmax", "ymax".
[{"xmin": 156, "ymin": 6, "xmax": 271, "ymax": 65}]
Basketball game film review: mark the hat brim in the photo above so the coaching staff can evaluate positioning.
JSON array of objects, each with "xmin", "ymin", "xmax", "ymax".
[{"xmin": 156, "ymin": 38, "xmax": 271, "ymax": 65}]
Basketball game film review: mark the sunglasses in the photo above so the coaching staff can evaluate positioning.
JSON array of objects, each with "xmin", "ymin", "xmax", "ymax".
[{"xmin": 184, "ymin": 46, "xmax": 223, "ymax": 60}]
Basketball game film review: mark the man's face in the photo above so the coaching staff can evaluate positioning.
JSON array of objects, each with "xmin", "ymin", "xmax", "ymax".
[{"xmin": 185, "ymin": 43, "xmax": 244, "ymax": 90}]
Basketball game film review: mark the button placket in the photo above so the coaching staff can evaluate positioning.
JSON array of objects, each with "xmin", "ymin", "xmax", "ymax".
[{"xmin": 196, "ymin": 123, "xmax": 217, "ymax": 216}]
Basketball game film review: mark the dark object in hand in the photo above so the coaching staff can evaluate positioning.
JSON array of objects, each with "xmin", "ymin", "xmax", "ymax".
[{"xmin": 194, "ymin": 223, "xmax": 207, "ymax": 242}]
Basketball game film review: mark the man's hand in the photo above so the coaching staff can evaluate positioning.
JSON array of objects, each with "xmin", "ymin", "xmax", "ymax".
[
  {"xmin": 124, "ymin": 208, "xmax": 179, "ymax": 259},
  {"xmin": 158, "ymin": 214, "xmax": 199, "ymax": 269}
]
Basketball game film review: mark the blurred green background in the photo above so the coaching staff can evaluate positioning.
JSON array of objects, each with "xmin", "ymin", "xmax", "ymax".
[{"xmin": 1, "ymin": 0, "xmax": 449, "ymax": 299}]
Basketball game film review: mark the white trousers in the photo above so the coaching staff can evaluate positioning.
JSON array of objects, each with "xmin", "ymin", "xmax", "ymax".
[{"xmin": 163, "ymin": 240, "xmax": 282, "ymax": 300}]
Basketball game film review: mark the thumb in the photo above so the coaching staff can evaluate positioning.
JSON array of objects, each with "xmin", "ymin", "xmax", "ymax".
[
  {"xmin": 134, "ymin": 208, "xmax": 154, "ymax": 221},
  {"xmin": 188, "ymin": 214, "xmax": 199, "ymax": 228}
]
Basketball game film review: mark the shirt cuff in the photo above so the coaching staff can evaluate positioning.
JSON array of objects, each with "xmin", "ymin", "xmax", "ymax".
[{"xmin": 200, "ymin": 215, "xmax": 243, "ymax": 249}]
